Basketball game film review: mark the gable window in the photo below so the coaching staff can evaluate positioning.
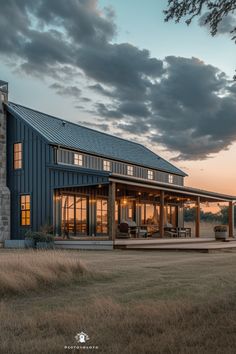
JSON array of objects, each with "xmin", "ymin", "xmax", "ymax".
[
  {"xmin": 14, "ymin": 143, "xmax": 22, "ymax": 169},
  {"xmin": 103, "ymin": 160, "xmax": 111, "ymax": 171},
  {"xmin": 127, "ymin": 165, "xmax": 134, "ymax": 176},
  {"xmin": 74, "ymin": 153, "xmax": 83, "ymax": 166},
  {"xmin": 20, "ymin": 195, "xmax": 31, "ymax": 226},
  {"xmin": 147, "ymin": 170, "xmax": 154, "ymax": 180},
  {"xmin": 168, "ymin": 174, "xmax": 174, "ymax": 184}
]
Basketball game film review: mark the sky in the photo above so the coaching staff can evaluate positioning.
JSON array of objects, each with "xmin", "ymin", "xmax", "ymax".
[{"xmin": 0, "ymin": 0, "xmax": 236, "ymax": 195}]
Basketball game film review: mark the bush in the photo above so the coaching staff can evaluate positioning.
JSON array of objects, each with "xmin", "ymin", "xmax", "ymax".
[{"xmin": 25, "ymin": 230, "xmax": 54, "ymax": 243}]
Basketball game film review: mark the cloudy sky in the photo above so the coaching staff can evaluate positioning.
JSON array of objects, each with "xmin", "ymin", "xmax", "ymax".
[{"xmin": 1, "ymin": 0, "xmax": 236, "ymax": 194}]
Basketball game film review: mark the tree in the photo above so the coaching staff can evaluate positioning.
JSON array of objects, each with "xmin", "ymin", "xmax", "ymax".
[{"xmin": 164, "ymin": 0, "xmax": 236, "ymax": 78}]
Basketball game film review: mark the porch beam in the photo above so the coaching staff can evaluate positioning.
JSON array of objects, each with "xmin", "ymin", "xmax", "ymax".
[
  {"xmin": 159, "ymin": 190, "xmax": 165, "ymax": 238},
  {"xmin": 228, "ymin": 201, "xmax": 234, "ymax": 238},
  {"xmin": 108, "ymin": 181, "xmax": 116, "ymax": 241},
  {"xmin": 195, "ymin": 196, "xmax": 200, "ymax": 238}
]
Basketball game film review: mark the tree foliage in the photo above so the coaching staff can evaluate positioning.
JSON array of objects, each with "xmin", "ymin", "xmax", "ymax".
[
  {"xmin": 184, "ymin": 206, "xmax": 236, "ymax": 224},
  {"xmin": 164, "ymin": 1, "xmax": 236, "ymax": 78}
]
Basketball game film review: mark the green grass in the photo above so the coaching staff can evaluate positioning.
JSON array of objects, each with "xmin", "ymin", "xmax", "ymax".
[{"xmin": 1, "ymin": 249, "xmax": 236, "ymax": 353}]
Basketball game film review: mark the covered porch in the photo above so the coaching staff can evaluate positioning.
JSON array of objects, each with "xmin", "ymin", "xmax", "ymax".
[{"xmin": 53, "ymin": 176, "xmax": 235, "ymax": 244}]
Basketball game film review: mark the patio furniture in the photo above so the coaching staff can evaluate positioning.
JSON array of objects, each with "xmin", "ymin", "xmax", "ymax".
[
  {"xmin": 164, "ymin": 229, "xmax": 178, "ymax": 238},
  {"xmin": 117, "ymin": 223, "xmax": 131, "ymax": 238},
  {"xmin": 178, "ymin": 227, "xmax": 191, "ymax": 238}
]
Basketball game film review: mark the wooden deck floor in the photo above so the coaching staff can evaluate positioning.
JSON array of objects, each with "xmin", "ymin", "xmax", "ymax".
[{"xmin": 114, "ymin": 237, "xmax": 236, "ymax": 253}]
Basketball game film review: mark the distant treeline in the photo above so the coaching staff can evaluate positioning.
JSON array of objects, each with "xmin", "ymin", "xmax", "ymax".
[{"xmin": 184, "ymin": 206, "xmax": 236, "ymax": 224}]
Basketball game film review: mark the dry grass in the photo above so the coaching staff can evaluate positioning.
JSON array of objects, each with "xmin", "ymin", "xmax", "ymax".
[
  {"xmin": 2, "ymin": 250, "xmax": 236, "ymax": 353},
  {"xmin": 0, "ymin": 250, "xmax": 88, "ymax": 296},
  {"xmin": 1, "ymin": 297, "xmax": 236, "ymax": 354}
]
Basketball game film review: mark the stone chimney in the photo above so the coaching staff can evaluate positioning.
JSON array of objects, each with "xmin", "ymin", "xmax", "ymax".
[{"xmin": 0, "ymin": 81, "xmax": 10, "ymax": 241}]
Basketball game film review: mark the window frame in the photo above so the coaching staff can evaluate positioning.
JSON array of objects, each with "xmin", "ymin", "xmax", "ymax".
[
  {"xmin": 127, "ymin": 165, "xmax": 134, "ymax": 176},
  {"xmin": 168, "ymin": 174, "xmax": 174, "ymax": 184},
  {"xmin": 103, "ymin": 160, "xmax": 111, "ymax": 171},
  {"xmin": 13, "ymin": 142, "xmax": 23, "ymax": 170},
  {"xmin": 147, "ymin": 170, "xmax": 154, "ymax": 180},
  {"xmin": 74, "ymin": 153, "xmax": 83, "ymax": 166},
  {"xmin": 20, "ymin": 194, "xmax": 31, "ymax": 227}
]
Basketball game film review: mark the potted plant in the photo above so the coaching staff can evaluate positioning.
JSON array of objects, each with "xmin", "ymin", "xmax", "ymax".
[
  {"xmin": 214, "ymin": 225, "xmax": 228, "ymax": 240},
  {"xmin": 25, "ymin": 231, "xmax": 54, "ymax": 249}
]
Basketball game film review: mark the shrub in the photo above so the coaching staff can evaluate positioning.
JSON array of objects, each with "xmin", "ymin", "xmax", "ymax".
[{"xmin": 25, "ymin": 230, "xmax": 54, "ymax": 243}]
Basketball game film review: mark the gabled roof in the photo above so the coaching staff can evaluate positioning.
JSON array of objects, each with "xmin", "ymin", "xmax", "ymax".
[{"xmin": 7, "ymin": 102, "xmax": 187, "ymax": 177}]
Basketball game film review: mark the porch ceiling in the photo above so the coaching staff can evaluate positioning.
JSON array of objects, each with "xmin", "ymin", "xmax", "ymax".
[{"xmin": 110, "ymin": 176, "xmax": 236, "ymax": 203}]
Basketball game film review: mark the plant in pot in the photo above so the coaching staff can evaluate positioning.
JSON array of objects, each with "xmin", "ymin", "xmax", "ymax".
[
  {"xmin": 214, "ymin": 225, "xmax": 228, "ymax": 240},
  {"xmin": 25, "ymin": 230, "xmax": 55, "ymax": 249}
]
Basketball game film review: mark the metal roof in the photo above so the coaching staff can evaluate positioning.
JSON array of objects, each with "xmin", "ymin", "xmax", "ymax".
[{"xmin": 7, "ymin": 102, "xmax": 187, "ymax": 176}]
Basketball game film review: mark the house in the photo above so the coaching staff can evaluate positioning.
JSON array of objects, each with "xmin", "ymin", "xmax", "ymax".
[{"xmin": 0, "ymin": 81, "xmax": 235, "ymax": 249}]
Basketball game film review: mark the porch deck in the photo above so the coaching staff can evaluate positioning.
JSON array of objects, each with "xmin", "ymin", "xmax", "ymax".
[{"xmin": 114, "ymin": 237, "xmax": 236, "ymax": 253}]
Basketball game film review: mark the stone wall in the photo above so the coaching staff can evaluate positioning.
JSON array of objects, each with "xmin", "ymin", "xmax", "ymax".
[{"xmin": 0, "ymin": 85, "xmax": 10, "ymax": 241}]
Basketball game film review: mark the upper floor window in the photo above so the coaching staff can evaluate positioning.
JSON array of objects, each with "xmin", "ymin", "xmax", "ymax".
[
  {"xmin": 127, "ymin": 165, "xmax": 134, "ymax": 176},
  {"xmin": 168, "ymin": 174, "xmax": 174, "ymax": 184},
  {"xmin": 147, "ymin": 170, "xmax": 154, "ymax": 180},
  {"xmin": 20, "ymin": 195, "xmax": 31, "ymax": 226},
  {"xmin": 74, "ymin": 153, "xmax": 83, "ymax": 166},
  {"xmin": 103, "ymin": 160, "xmax": 111, "ymax": 171},
  {"xmin": 14, "ymin": 143, "xmax": 22, "ymax": 169}
]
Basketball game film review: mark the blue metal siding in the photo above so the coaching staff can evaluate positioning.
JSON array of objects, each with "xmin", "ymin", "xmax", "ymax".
[{"xmin": 7, "ymin": 112, "xmax": 109, "ymax": 239}]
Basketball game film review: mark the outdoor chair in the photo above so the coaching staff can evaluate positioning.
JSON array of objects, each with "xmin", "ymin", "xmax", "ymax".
[{"xmin": 116, "ymin": 222, "xmax": 131, "ymax": 238}]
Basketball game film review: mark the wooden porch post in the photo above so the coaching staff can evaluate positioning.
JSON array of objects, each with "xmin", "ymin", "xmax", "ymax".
[
  {"xmin": 195, "ymin": 196, "xmax": 200, "ymax": 238},
  {"xmin": 108, "ymin": 181, "xmax": 116, "ymax": 242},
  {"xmin": 160, "ymin": 190, "xmax": 165, "ymax": 238},
  {"xmin": 228, "ymin": 201, "xmax": 234, "ymax": 238}
]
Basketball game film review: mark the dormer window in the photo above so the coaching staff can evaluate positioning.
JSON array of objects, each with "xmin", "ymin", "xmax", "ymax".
[
  {"xmin": 74, "ymin": 153, "xmax": 83, "ymax": 166},
  {"xmin": 168, "ymin": 174, "xmax": 174, "ymax": 184},
  {"xmin": 14, "ymin": 143, "xmax": 22, "ymax": 169},
  {"xmin": 147, "ymin": 170, "xmax": 154, "ymax": 180},
  {"xmin": 127, "ymin": 165, "xmax": 134, "ymax": 176},
  {"xmin": 103, "ymin": 160, "xmax": 111, "ymax": 171}
]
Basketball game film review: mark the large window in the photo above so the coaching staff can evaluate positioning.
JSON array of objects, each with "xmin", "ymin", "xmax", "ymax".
[
  {"xmin": 74, "ymin": 153, "xmax": 83, "ymax": 166},
  {"xmin": 20, "ymin": 195, "xmax": 31, "ymax": 226},
  {"xmin": 61, "ymin": 195, "xmax": 88, "ymax": 236},
  {"xmin": 103, "ymin": 160, "xmax": 111, "ymax": 171},
  {"xmin": 14, "ymin": 143, "xmax": 22, "ymax": 169},
  {"xmin": 96, "ymin": 199, "xmax": 108, "ymax": 234},
  {"xmin": 141, "ymin": 203, "xmax": 159, "ymax": 225},
  {"xmin": 127, "ymin": 165, "xmax": 134, "ymax": 176}
]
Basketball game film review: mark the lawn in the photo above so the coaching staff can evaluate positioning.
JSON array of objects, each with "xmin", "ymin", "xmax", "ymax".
[{"xmin": 1, "ymin": 249, "xmax": 236, "ymax": 354}]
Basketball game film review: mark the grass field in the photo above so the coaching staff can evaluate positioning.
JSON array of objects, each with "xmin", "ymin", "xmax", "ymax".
[{"xmin": 1, "ymin": 249, "xmax": 236, "ymax": 354}]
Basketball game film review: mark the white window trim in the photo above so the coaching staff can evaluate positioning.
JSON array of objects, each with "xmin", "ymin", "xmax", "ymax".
[
  {"xmin": 74, "ymin": 153, "xmax": 83, "ymax": 166},
  {"xmin": 103, "ymin": 160, "xmax": 111, "ymax": 171},
  {"xmin": 127, "ymin": 165, "xmax": 134, "ymax": 176},
  {"xmin": 168, "ymin": 174, "xmax": 174, "ymax": 184},
  {"xmin": 147, "ymin": 170, "xmax": 154, "ymax": 180}
]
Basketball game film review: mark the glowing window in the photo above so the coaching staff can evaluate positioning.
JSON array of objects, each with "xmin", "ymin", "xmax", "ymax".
[
  {"xmin": 168, "ymin": 174, "xmax": 174, "ymax": 184},
  {"xmin": 103, "ymin": 160, "xmax": 111, "ymax": 171},
  {"xmin": 127, "ymin": 165, "xmax": 134, "ymax": 176},
  {"xmin": 20, "ymin": 195, "xmax": 31, "ymax": 226},
  {"xmin": 74, "ymin": 153, "xmax": 83, "ymax": 166},
  {"xmin": 147, "ymin": 170, "xmax": 154, "ymax": 180},
  {"xmin": 14, "ymin": 143, "xmax": 22, "ymax": 169}
]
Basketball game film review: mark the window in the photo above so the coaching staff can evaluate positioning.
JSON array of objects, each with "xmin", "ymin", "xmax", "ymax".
[
  {"xmin": 61, "ymin": 195, "xmax": 88, "ymax": 236},
  {"xmin": 14, "ymin": 143, "xmax": 22, "ymax": 169},
  {"xmin": 127, "ymin": 165, "xmax": 134, "ymax": 176},
  {"xmin": 147, "ymin": 170, "xmax": 154, "ymax": 180},
  {"xmin": 74, "ymin": 153, "xmax": 83, "ymax": 166},
  {"xmin": 96, "ymin": 199, "xmax": 108, "ymax": 234},
  {"xmin": 168, "ymin": 174, "xmax": 174, "ymax": 184},
  {"xmin": 103, "ymin": 160, "xmax": 111, "ymax": 171},
  {"xmin": 20, "ymin": 195, "xmax": 31, "ymax": 226}
]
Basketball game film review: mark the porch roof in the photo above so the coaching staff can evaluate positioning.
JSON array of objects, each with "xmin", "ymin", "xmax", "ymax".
[{"xmin": 109, "ymin": 175, "xmax": 236, "ymax": 202}]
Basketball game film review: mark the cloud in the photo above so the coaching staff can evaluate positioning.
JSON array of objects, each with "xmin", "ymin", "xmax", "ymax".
[
  {"xmin": 1, "ymin": 0, "xmax": 236, "ymax": 161},
  {"xmin": 49, "ymin": 83, "xmax": 81, "ymax": 98}
]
